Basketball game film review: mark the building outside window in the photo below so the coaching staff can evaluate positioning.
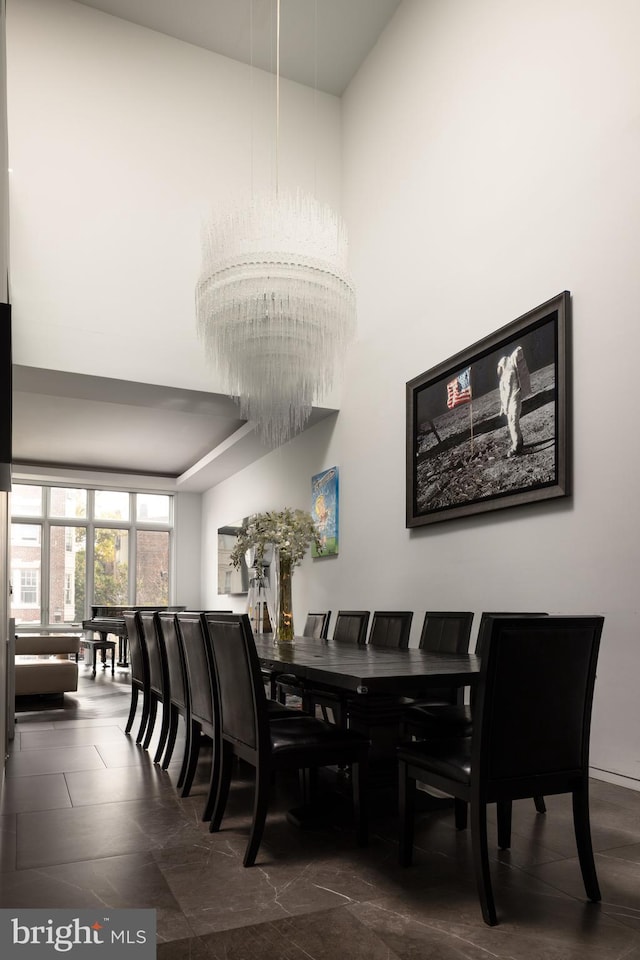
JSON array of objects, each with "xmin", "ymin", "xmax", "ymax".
[
  {"xmin": 20, "ymin": 569, "xmax": 38, "ymax": 605},
  {"xmin": 10, "ymin": 484, "xmax": 174, "ymax": 629}
]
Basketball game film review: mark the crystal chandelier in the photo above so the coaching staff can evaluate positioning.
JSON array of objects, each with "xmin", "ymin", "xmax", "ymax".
[{"xmin": 195, "ymin": 2, "xmax": 356, "ymax": 447}]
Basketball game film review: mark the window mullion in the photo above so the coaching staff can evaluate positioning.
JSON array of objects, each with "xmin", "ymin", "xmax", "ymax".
[{"xmin": 130, "ymin": 492, "xmax": 137, "ymax": 603}]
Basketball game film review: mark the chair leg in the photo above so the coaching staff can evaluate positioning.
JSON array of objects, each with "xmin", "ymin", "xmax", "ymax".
[
  {"xmin": 470, "ymin": 798, "xmax": 497, "ymax": 926},
  {"xmin": 210, "ymin": 740, "xmax": 234, "ymax": 833},
  {"xmin": 180, "ymin": 720, "xmax": 201, "ymax": 798},
  {"xmin": 201, "ymin": 731, "xmax": 222, "ymax": 823},
  {"xmin": 398, "ymin": 760, "xmax": 416, "ymax": 866},
  {"xmin": 454, "ymin": 798, "xmax": 468, "ymax": 830},
  {"xmin": 243, "ymin": 763, "xmax": 271, "ymax": 867},
  {"xmin": 153, "ymin": 701, "xmax": 171, "ymax": 764},
  {"xmin": 176, "ymin": 714, "xmax": 192, "ymax": 788},
  {"xmin": 142, "ymin": 695, "xmax": 158, "ymax": 750},
  {"xmin": 135, "ymin": 690, "xmax": 150, "ymax": 744},
  {"xmin": 572, "ymin": 785, "xmax": 601, "ymax": 902},
  {"xmin": 534, "ymin": 795, "xmax": 546, "ymax": 814},
  {"xmin": 161, "ymin": 705, "xmax": 179, "ymax": 770},
  {"xmin": 124, "ymin": 686, "xmax": 139, "ymax": 734},
  {"xmin": 497, "ymin": 800, "xmax": 512, "ymax": 850}
]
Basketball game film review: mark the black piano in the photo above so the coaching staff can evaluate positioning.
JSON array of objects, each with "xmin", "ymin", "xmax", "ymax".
[{"xmin": 82, "ymin": 604, "xmax": 187, "ymax": 666}]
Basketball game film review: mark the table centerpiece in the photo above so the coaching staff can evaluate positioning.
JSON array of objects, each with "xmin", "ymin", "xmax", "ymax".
[{"xmin": 230, "ymin": 508, "xmax": 320, "ymax": 642}]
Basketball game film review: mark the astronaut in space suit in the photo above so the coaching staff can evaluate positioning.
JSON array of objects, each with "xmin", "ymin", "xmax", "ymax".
[{"xmin": 497, "ymin": 345, "xmax": 531, "ymax": 457}]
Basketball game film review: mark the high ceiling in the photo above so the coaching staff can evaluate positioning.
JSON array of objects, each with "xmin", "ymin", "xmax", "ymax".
[
  {"xmin": 12, "ymin": 0, "xmax": 400, "ymax": 488},
  {"xmin": 73, "ymin": 0, "xmax": 401, "ymax": 96}
]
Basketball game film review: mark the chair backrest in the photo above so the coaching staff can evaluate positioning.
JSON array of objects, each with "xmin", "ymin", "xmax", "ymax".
[
  {"xmin": 475, "ymin": 612, "xmax": 548, "ymax": 657},
  {"xmin": 414, "ymin": 612, "xmax": 473, "ymax": 704},
  {"xmin": 205, "ymin": 612, "xmax": 267, "ymax": 758},
  {"xmin": 332, "ymin": 611, "xmax": 370, "ymax": 645},
  {"xmin": 473, "ymin": 616, "xmax": 603, "ymax": 791},
  {"xmin": 303, "ymin": 611, "xmax": 331, "ymax": 639},
  {"xmin": 123, "ymin": 610, "xmax": 147, "ymax": 687},
  {"xmin": 139, "ymin": 611, "xmax": 168, "ymax": 700},
  {"xmin": 368, "ymin": 611, "xmax": 413, "ymax": 649},
  {"xmin": 418, "ymin": 612, "xmax": 474, "ymax": 653},
  {"xmin": 157, "ymin": 612, "xmax": 186, "ymax": 711},
  {"xmin": 176, "ymin": 612, "xmax": 216, "ymax": 730}
]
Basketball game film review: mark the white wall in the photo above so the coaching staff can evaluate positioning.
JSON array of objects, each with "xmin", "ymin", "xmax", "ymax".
[
  {"xmin": 6, "ymin": 0, "xmax": 342, "ymax": 392},
  {"xmin": 200, "ymin": 414, "xmax": 339, "ymax": 616},
  {"xmin": 173, "ymin": 491, "xmax": 202, "ymax": 609},
  {"xmin": 203, "ymin": 0, "xmax": 640, "ymax": 789}
]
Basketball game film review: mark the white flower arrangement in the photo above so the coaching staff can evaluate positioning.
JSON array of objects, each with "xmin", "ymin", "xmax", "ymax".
[{"xmin": 229, "ymin": 508, "xmax": 320, "ymax": 570}]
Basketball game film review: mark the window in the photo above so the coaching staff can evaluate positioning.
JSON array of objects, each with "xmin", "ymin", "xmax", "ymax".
[
  {"xmin": 136, "ymin": 494, "xmax": 170, "ymax": 524},
  {"xmin": 136, "ymin": 530, "xmax": 169, "ymax": 604},
  {"xmin": 11, "ymin": 485, "xmax": 43, "ymax": 517},
  {"xmin": 94, "ymin": 528, "xmax": 130, "ymax": 604},
  {"xmin": 49, "ymin": 487, "xmax": 87, "ymax": 519},
  {"xmin": 11, "ymin": 522, "xmax": 42, "ymax": 624},
  {"xmin": 20, "ymin": 570, "xmax": 38, "ymax": 605},
  {"xmin": 10, "ymin": 484, "xmax": 174, "ymax": 629},
  {"xmin": 50, "ymin": 526, "xmax": 87, "ymax": 624},
  {"xmin": 95, "ymin": 490, "xmax": 129, "ymax": 522}
]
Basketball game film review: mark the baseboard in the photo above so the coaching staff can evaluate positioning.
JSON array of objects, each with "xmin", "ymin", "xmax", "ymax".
[{"xmin": 589, "ymin": 765, "xmax": 640, "ymax": 792}]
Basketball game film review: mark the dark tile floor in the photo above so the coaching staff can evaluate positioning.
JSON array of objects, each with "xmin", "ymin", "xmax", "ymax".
[{"xmin": 2, "ymin": 666, "xmax": 640, "ymax": 959}]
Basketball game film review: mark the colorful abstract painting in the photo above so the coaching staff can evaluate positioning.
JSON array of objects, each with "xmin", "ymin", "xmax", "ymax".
[{"xmin": 311, "ymin": 466, "xmax": 339, "ymax": 557}]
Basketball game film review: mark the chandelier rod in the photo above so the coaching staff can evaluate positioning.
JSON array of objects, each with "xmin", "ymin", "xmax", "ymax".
[{"xmin": 275, "ymin": 0, "xmax": 281, "ymax": 198}]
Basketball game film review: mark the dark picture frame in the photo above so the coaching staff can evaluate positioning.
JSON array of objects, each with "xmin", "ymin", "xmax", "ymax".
[{"xmin": 406, "ymin": 291, "xmax": 570, "ymax": 527}]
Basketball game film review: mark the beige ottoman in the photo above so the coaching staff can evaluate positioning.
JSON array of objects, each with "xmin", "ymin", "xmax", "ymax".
[
  {"xmin": 15, "ymin": 660, "xmax": 79, "ymax": 696},
  {"xmin": 14, "ymin": 635, "xmax": 80, "ymax": 697}
]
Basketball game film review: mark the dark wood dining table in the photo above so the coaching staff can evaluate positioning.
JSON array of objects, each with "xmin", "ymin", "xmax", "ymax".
[
  {"xmin": 254, "ymin": 635, "xmax": 480, "ymax": 823},
  {"xmin": 254, "ymin": 635, "xmax": 480, "ymax": 767},
  {"xmin": 254, "ymin": 635, "xmax": 479, "ymax": 696}
]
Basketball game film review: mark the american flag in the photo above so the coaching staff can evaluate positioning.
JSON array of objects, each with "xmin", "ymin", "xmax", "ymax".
[{"xmin": 446, "ymin": 367, "xmax": 472, "ymax": 409}]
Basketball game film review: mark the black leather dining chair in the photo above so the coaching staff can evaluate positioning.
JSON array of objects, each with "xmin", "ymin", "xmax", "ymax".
[
  {"xmin": 333, "ymin": 610, "xmax": 370, "ymax": 644},
  {"xmin": 175, "ymin": 611, "xmax": 219, "ymax": 818},
  {"xmin": 157, "ymin": 611, "xmax": 191, "ymax": 785},
  {"xmin": 139, "ymin": 611, "xmax": 171, "ymax": 763},
  {"xmin": 275, "ymin": 611, "xmax": 331, "ymax": 705},
  {"xmin": 177, "ymin": 611, "xmax": 304, "ymax": 819},
  {"xmin": 367, "ymin": 611, "xmax": 413, "ymax": 649},
  {"xmin": 123, "ymin": 610, "xmax": 150, "ymax": 744},
  {"xmin": 398, "ymin": 615, "xmax": 604, "ymax": 926},
  {"xmin": 418, "ymin": 611, "xmax": 475, "ymax": 655},
  {"xmin": 402, "ymin": 611, "xmax": 548, "ymax": 816},
  {"xmin": 205, "ymin": 612, "xmax": 370, "ymax": 867},
  {"xmin": 305, "ymin": 611, "xmax": 370, "ymax": 725},
  {"xmin": 304, "ymin": 611, "xmax": 332, "ymax": 639},
  {"xmin": 402, "ymin": 612, "xmax": 544, "ymax": 737},
  {"xmin": 261, "ymin": 611, "xmax": 330, "ymax": 699},
  {"xmin": 399, "ymin": 611, "xmax": 474, "ymax": 722}
]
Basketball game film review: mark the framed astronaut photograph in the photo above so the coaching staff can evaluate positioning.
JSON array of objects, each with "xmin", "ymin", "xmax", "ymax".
[{"xmin": 406, "ymin": 291, "xmax": 570, "ymax": 528}]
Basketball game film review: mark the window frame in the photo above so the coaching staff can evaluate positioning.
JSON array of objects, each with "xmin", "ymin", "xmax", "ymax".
[{"xmin": 10, "ymin": 484, "xmax": 175, "ymax": 630}]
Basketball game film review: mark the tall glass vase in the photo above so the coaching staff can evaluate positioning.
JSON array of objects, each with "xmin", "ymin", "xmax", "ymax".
[{"xmin": 275, "ymin": 554, "xmax": 295, "ymax": 643}]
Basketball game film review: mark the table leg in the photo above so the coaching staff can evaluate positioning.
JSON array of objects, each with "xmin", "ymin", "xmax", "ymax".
[{"xmin": 117, "ymin": 636, "xmax": 129, "ymax": 668}]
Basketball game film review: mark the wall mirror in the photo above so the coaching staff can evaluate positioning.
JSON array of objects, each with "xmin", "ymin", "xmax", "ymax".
[{"xmin": 217, "ymin": 519, "xmax": 249, "ymax": 595}]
